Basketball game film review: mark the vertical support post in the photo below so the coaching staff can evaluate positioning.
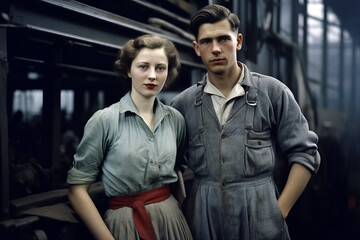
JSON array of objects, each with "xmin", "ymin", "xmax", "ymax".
[
  {"xmin": 321, "ymin": 2, "xmax": 328, "ymax": 108},
  {"xmin": 291, "ymin": 0, "xmax": 299, "ymax": 44},
  {"xmin": 43, "ymin": 77, "xmax": 61, "ymax": 170},
  {"xmin": 237, "ymin": 0, "xmax": 247, "ymax": 62},
  {"xmin": 350, "ymin": 42, "xmax": 356, "ymax": 118},
  {"xmin": 338, "ymin": 28, "xmax": 345, "ymax": 110},
  {"xmin": 302, "ymin": 0, "xmax": 308, "ymax": 79},
  {"xmin": 42, "ymin": 42, "xmax": 62, "ymax": 170},
  {"xmin": 0, "ymin": 27, "xmax": 9, "ymax": 220}
]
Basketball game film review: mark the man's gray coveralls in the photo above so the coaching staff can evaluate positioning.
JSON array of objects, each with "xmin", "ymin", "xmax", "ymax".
[{"xmin": 171, "ymin": 63, "xmax": 320, "ymax": 240}]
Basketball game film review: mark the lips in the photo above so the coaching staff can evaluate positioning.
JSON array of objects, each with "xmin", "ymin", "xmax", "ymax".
[
  {"xmin": 210, "ymin": 58, "xmax": 225, "ymax": 64},
  {"xmin": 145, "ymin": 84, "xmax": 157, "ymax": 89}
]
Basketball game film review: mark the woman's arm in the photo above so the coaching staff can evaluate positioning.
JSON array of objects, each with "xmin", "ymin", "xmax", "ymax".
[
  {"xmin": 277, "ymin": 163, "xmax": 312, "ymax": 219},
  {"xmin": 68, "ymin": 184, "xmax": 115, "ymax": 240},
  {"xmin": 170, "ymin": 170, "xmax": 187, "ymax": 205}
]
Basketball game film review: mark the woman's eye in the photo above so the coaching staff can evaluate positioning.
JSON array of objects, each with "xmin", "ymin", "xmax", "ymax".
[
  {"xmin": 139, "ymin": 65, "xmax": 148, "ymax": 70},
  {"xmin": 156, "ymin": 66, "xmax": 166, "ymax": 72}
]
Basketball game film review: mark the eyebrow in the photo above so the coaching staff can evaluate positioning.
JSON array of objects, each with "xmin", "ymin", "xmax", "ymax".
[
  {"xmin": 136, "ymin": 61, "xmax": 167, "ymax": 66},
  {"xmin": 198, "ymin": 34, "xmax": 232, "ymax": 43}
]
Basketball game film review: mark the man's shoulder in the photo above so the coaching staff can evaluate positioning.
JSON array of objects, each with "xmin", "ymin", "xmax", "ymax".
[
  {"xmin": 246, "ymin": 71, "xmax": 287, "ymax": 95},
  {"xmin": 159, "ymin": 101, "xmax": 184, "ymax": 119},
  {"xmin": 172, "ymin": 83, "xmax": 200, "ymax": 101},
  {"xmin": 170, "ymin": 83, "xmax": 202, "ymax": 113},
  {"xmin": 242, "ymin": 63, "xmax": 283, "ymax": 88}
]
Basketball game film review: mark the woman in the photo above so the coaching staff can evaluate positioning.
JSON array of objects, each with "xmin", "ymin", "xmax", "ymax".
[{"xmin": 67, "ymin": 34, "xmax": 192, "ymax": 240}]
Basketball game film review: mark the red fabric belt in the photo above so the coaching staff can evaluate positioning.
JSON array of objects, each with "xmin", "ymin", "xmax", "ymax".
[{"xmin": 108, "ymin": 185, "xmax": 171, "ymax": 240}]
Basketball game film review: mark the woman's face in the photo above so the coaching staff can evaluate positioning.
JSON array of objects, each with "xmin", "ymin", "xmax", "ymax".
[{"xmin": 128, "ymin": 47, "xmax": 168, "ymax": 99}]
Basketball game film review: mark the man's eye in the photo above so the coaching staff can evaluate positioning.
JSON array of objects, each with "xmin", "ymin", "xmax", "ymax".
[
  {"xmin": 200, "ymin": 39, "xmax": 211, "ymax": 45},
  {"xmin": 219, "ymin": 37, "xmax": 229, "ymax": 42}
]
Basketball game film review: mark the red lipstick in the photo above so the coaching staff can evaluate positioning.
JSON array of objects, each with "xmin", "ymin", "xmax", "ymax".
[{"xmin": 145, "ymin": 84, "xmax": 156, "ymax": 89}]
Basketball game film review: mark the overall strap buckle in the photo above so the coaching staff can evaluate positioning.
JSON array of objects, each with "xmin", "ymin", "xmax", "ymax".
[{"xmin": 246, "ymin": 90, "xmax": 257, "ymax": 106}]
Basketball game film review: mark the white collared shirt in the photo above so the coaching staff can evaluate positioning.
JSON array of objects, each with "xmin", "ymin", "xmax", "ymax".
[{"xmin": 204, "ymin": 63, "xmax": 245, "ymax": 125}]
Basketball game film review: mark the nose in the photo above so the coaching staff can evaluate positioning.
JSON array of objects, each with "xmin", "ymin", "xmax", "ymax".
[
  {"xmin": 148, "ymin": 68, "xmax": 156, "ymax": 80},
  {"xmin": 212, "ymin": 41, "xmax": 221, "ymax": 54}
]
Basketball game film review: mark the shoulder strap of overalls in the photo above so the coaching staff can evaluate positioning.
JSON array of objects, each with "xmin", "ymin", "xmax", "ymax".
[
  {"xmin": 194, "ymin": 80, "xmax": 205, "ymax": 133},
  {"xmin": 195, "ymin": 73, "xmax": 257, "ymax": 130},
  {"xmin": 245, "ymin": 86, "xmax": 258, "ymax": 130}
]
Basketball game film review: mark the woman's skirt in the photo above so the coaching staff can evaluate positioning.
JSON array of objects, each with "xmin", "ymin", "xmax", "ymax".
[{"xmin": 104, "ymin": 195, "xmax": 192, "ymax": 240}]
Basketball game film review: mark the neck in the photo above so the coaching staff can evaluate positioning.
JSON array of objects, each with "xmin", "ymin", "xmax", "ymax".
[
  {"xmin": 208, "ymin": 65, "xmax": 242, "ymax": 97},
  {"xmin": 131, "ymin": 91, "xmax": 155, "ymax": 112},
  {"xmin": 130, "ymin": 91, "xmax": 156, "ymax": 131}
]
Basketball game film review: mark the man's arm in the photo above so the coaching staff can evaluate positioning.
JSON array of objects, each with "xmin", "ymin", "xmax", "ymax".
[{"xmin": 277, "ymin": 163, "xmax": 312, "ymax": 219}]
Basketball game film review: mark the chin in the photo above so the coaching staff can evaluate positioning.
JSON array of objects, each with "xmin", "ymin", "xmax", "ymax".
[
  {"xmin": 211, "ymin": 69, "xmax": 226, "ymax": 75},
  {"xmin": 143, "ymin": 91, "xmax": 159, "ymax": 98},
  {"xmin": 209, "ymin": 65, "xmax": 226, "ymax": 74}
]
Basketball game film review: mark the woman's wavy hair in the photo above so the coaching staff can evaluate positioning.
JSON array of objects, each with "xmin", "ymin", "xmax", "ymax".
[{"xmin": 114, "ymin": 34, "xmax": 180, "ymax": 89}]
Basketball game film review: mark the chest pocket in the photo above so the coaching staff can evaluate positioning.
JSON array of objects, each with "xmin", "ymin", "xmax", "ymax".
[{"xmin": 244, "ymin": 129, "xmax": 275, "ymax": 176}]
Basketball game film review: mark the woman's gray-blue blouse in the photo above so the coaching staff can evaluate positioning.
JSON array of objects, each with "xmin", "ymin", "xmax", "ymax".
[{"xmin": 67, "ymin": 92, "xmax": 186, "ymax": 197}]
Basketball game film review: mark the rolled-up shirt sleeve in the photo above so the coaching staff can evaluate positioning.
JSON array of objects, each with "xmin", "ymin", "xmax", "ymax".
[
  {"xmin": 274, "ymin": 87, "xmax": 320, "ymax": 174},
  {"xmin": 67, "ymin": 110, "xmax": 108, "ymax": 184}
]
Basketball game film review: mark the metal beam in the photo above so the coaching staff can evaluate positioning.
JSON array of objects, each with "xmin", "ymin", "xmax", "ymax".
[{"xmin": 8, "ymin": 0, "xmax": 199, "ymax": 65}]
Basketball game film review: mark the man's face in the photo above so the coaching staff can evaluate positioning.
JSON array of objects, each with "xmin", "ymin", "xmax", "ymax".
[{"xmin": 193, "ymin": 19, "xmax": 242, "ymax": 76}]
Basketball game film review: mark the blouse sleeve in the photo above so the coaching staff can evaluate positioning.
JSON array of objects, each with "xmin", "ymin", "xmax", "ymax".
[
  {"xmin": 67, "ymin": 110, "xmax": 109, "ymax": 184},
  {"xmin": 173, "ymin": 109, "xmax": 187, "ymax": 172}
]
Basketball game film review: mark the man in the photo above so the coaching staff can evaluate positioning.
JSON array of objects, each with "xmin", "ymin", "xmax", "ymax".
[{"xmin": 171, "ymin": 4, "xmax": 320, "ymax": 240}]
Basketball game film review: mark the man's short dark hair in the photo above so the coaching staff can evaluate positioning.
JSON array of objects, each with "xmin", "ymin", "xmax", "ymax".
[{"xmin": 190, "ymin": 4, "xmax": 240, "ymax": 40}]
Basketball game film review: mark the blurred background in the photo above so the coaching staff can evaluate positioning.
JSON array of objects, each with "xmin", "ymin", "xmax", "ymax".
[{"xmin": 0, "ymin": 0, "xmax": 359, "ymax": 239}]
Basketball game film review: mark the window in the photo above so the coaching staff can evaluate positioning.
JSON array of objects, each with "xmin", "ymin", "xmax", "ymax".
[
  {"xmin": 307, "ymin": 17, "xmax": 323, "ymax": 81},
  {"xmin": 12, "ymin": 90, "xmax": 43, "ymax": 121},
  {"xmin": 298, "ymin": 13, "xmax": 304, "ymax": 49},
  {"xmin": 327, "ymin": 9, "xmax": 340, "ymax": 25},
  {"xmin": 327, "ymin": 25, "xmax": 341, "ymax": 88},
  {"xmin": 308, "ymin": 0, "xmax": 323, "ymax": 20}
]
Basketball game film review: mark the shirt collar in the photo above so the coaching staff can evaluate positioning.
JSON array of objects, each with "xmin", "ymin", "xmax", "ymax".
[
  {"xmin": 118, "ymin": 92, "xmax": 169, "ymax": 119},
  {"xmin": 204, "ymin": 62, "xmax": 246, "ymax": 98}
]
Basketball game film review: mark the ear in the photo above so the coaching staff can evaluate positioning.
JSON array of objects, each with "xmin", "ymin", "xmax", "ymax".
[
  {"xmin": 236, "ymin": 33, "xmax": 243, "ymax": 51},
  {"xmin": 193, "ymin": 41, "xmax": 201, "ymax": 56},
  {"xmin": 127, "ymin": 72, "xmax": 131, "ymax": 78}
]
